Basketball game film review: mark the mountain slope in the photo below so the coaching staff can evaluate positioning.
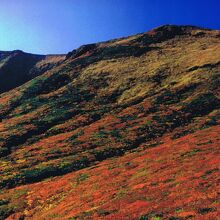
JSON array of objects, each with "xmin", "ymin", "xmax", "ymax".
[
  {"xmin": 0, "ymin": 50, "xmax": 65, "ymax": 94},
  {"xmin": 0, "ymin": 25, "xmax": 219, "ymax": 219},
  {"xmin": 2, "ymin": 125, "xmax": 219, "ymax": 220}
]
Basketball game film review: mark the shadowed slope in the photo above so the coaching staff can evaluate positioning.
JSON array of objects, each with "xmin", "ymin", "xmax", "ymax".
[{"xmin": 0, "ymin": 50, "xmax": 65, "ymax": 94}]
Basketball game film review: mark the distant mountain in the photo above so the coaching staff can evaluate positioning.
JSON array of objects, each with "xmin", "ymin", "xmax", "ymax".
[
  {"xmin": 0, "ymin": 50, "xmax": 65, "ymax": 93},
  {"xmin": 0, "ymin": 25, "xmax": 219, "ymax": 219}
]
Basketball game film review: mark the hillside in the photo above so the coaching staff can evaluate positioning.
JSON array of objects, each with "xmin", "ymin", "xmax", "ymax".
[
  {"xmin": 0, "ymin": 50, "xmax": 65, "ymax": 94},
  {"xmin": 0, "ymin": 25, "xmax": 219, "ymax": 219}
]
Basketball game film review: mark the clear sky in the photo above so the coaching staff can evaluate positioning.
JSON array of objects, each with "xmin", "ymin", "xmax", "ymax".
[{"xmin": 0, "ymin": 0, "xmax": 219, "ymax": 55}]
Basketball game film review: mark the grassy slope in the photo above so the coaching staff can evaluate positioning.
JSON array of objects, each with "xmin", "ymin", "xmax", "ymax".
[
  {"xmin": 0, "ymin": 25, "xmax": 219, "ymax": 219},
  {"xmin": 2, "ymin": 126, "xmax": 220, "ymax": 220}
]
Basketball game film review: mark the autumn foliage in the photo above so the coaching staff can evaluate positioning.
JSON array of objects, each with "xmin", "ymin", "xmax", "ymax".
[{"xmin": 0, "ymin": 25, "xmax": 219, "ymax": 219}]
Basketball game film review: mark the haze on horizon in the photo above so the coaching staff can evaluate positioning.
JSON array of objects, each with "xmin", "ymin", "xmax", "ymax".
[{"xmin": 0, "ymin": 0, "xmax": 219, "ymax": 55}]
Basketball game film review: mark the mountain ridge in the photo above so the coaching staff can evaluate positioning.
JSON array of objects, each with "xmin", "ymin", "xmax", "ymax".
[
  {"xmin": 0, "ymin": 24, "xmax": 217, "ymax": 95},
  {"xmin": 0, "ymin": 50, "xmax": 65, "ymax": 94}
]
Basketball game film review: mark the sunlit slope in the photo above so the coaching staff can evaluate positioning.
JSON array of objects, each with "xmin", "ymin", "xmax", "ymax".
[
  {"xmin": 0, "ymin": 25, "xmax": 219, "ymax": 219},
  {"xmin": 2, "ymin": 126, "xmax": 220, "ymax": 219}
]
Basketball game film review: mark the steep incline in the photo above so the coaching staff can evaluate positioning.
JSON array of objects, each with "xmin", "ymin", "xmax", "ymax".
[
  {"xmin": 0, "ymin": 25, "xmax": 219, "ymax": 219},
  {"xmin": 0, "ymin": 50, "xmax": 65, "ymax": 93},
  {"xmin": 2, "ymin": 126, "xmax": 219, "ymax": 219}
]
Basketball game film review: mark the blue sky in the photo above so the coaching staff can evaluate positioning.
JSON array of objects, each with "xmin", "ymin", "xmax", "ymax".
[{"xmin": 0, "ymin": 0, "xmax": 219, "ymax": 54}]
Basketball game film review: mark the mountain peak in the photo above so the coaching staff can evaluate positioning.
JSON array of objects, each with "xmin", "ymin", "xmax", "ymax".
[
  {"xmin": 151, "ymin": 24, "xmax": 211, "ymax": 32},
  {"xmin": 12, "ymin": 49, "xmax": 24, "ymax": 53}
]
